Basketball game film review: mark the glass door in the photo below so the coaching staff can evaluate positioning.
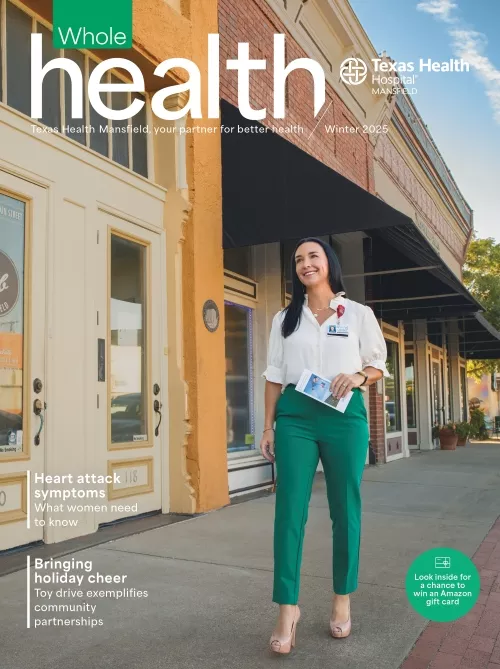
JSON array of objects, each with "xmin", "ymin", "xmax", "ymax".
[
  {"xmin": 460, "ymin": 365, "xmax": 468, "ymax": 421},
  {"xmin": 0, "ymin": 175, "xmax": 47, "ymax": 550},
  {"xmin": 405, "ymin": 350, "xmax": 418, "ymax": 449},
  {"xmin": 431, "ymin": 359, "xmax": 444, "ymax": 426},
  {"xmin": 224, "ymin": 301, "xmax": 254, "ymax": 455},
  {"xmin": 385, "ymin": 340, "xmax": 402, "ymax": 433},
  {"xmin": 109, "ymin": 233, "xmax": 150, "ymax": 447},
  {"xmin": 384, "ymin": 337, "xmax": 403, "ymax": 458},
  {"xmin": 97, "ymin": 213, "xmax": 164, "ymax": 523}
]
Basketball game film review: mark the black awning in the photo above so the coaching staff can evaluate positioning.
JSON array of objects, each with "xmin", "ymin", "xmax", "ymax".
[
  {"xmin": 460, "ymin": 313, "xmax": 500, "ymax": 360},
  {"xmin": 220, "ymin": 100, "xmax": 482, "ymax": 321},
  {"xmin": 364, "ymin": 226, "xmax": 483, "ymax": 321},
  {"xmin": 221, "ymin": 99, "xmax": 415, "ymax": 248}
]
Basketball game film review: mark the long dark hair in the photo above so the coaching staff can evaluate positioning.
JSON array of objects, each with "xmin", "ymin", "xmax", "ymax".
[{"xmin": 282, "ymin": 237, "xmax": 346, "ymax": 338}]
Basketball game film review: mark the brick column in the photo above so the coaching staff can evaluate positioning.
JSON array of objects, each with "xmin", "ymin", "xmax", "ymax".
[
  {"xmin": 363, "ymin": 237, "xmax": 386, "ymax": 464},
  {"xmin": 415, "ymin": 319, "xmax": 434, "ymax": 449},
  {"xmin": 446, "ymin": 318, "xmax": 462, "ymax": 422},
  {"xmin": 369, "ymin": 384, "xmax": 386, "ymax": 463}
]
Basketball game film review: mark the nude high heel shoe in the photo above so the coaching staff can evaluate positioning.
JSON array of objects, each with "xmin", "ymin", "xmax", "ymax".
[
  {"xmin": 330, "ymin": 599, "xmax": 351, "ymax": 638},
  {"xmin": 269, "ymin": 605, "xmax": 301, "ymax": 654}
]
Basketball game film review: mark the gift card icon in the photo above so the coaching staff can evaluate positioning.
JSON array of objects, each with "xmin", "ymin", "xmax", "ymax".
[{"xmin": 435, "ymin": 556, "xmax": 451, "ymax": 569}]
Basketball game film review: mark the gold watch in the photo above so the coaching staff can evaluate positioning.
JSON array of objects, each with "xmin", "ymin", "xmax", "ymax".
[{"xmin": 356, "ymin": 370, "xmax": 368, "ymax": 386}]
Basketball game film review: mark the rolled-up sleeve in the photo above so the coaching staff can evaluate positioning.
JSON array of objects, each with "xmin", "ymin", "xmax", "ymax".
[
  {"xmin": 359, "ymin": 306, "xmax": 391, "ymax": 378},
  {"xmin": 262, "ymin": 311, "xmax": 284, "ymax": 385}
]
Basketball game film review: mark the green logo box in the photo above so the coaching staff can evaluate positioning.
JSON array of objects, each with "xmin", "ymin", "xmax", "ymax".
[{"xmin": 53, "ymin": 0, "xmax": 133, "ymax": 49}]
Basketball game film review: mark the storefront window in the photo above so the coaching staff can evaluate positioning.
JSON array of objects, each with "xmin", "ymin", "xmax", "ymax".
[
  {"xmin": 404, "ymin": 323, "xmax": 414, "ymax": 342},
  {"xmin": 428, "ymin": 354, "xmax": 432, "ymax": 425},
  {"xmin": 0, "ymin": 194, "xmax": 25, "ymax": 455},
  {"xmin": 385, "ymin": 340, "xmax": 402, "ymax": 432},
  {"xmin": 405, "ymin": 352, "xmax": 416, "ymax": 429},
  {"xmin": 225, "ymin": 301, "xmax": 254, "ymax": 453},
  {"xmin": 460, "ymin": 366, "xmax": 468, "ymax": 421},
  {"xmin": 441, "ymin": 359, "xmax": 447, "ymax": 422},
  {"xmin": 110, "ymin": 235, "xmax": 148, "ymax": 445},
  {"xmin": 427, "ymin": 322, "xmax": 443, "ymax": 348},
  {"xmin": 223, "ymin": 248, "xmax": 254, "ymax": 279},
  {"xmin": 430, "ymin": 359, "xmax": 443, "ymax": 426},
  {"xmin": 1, "ymin": 1, "xmax": 148, "ymax": 177},
  {"xmin": 447, "ymin": 359, "xmax": 452, "ymax": 422}
]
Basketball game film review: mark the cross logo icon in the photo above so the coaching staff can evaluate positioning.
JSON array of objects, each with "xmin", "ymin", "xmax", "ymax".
[{"xmin": 340, "ymin": 57, "xmax": 368, "ymax": 86}]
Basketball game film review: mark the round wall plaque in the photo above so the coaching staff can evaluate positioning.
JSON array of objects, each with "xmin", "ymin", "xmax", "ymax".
[
  {"xmin": 203, "ymin": 300, "xmax": 219, "ymax": 333},
  {"xmin": 0, "ymin": 251, "xmax": 20, "ymax": 317}
]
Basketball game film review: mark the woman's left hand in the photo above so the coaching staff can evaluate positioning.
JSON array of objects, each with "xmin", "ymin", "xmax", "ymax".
[{"xmin": 330, "ymin": 373, "xmax": 363, "ymax": 399}]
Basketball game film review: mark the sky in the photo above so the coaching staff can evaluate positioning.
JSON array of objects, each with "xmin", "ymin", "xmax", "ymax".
[{"xmin": 348, "ymin": 0, "xmax": 500, "ymax": 243}]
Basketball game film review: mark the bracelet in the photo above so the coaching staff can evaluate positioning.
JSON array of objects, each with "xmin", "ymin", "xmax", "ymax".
[
  {"xmin": 263, "ymin": 428, "xmax": 274, "ymax": 432},
  {"xmin": 355, "ymin": 370, "xmax": 368, "ymax": 386}
]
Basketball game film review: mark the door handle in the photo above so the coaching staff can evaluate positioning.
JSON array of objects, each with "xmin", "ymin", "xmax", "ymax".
[
  {"xmin": 33, "ymin": 398, "xmax": 46, "ymax": 446},
  {"xmin": 154, "ymin": 398, "xmax": 162, "ymax": 437}
]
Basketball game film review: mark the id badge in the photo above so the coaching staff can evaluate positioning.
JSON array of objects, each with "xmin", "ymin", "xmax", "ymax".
[{"xmin": 327, "ymin": 324, "xmax": 349, "ymax": 337}]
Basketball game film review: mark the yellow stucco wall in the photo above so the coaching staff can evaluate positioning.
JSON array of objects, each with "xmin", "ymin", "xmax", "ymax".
[
  {"xmin": 133, "ymin": 0, "xmax": 192, "ymax": 65},
  {"xmin": 134, "ymin": 0, "xmax": 229, "ymax": 513},
  {"xmin": 182, "ymin": 0, "xmax": 229, "ymax": 513}
]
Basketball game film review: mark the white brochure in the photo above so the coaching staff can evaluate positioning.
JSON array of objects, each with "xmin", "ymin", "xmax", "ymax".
[{"xmin": 295, "ymin": 369, "xmax": 353, "ymax": 413}]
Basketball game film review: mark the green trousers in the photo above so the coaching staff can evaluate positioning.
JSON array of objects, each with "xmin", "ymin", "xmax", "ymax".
[{"xmin": 273, "ymin": 384, "xmax": 369, "ymax": 604}]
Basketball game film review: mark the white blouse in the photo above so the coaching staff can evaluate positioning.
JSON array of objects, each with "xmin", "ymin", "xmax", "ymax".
[{"xmin": 262, "ymin": 292, "xmax": 390, "ymax": 391}]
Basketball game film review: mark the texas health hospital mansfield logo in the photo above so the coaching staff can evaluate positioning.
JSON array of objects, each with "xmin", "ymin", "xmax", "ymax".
[{"xmin": 340, "ymin": 55, "xmax": 470, "ymax": 95}]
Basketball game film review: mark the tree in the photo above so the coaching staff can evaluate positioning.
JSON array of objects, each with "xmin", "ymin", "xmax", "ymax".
[{"xmin": 463, "ymin": 235, "xmax": 500, "ymax": 380}]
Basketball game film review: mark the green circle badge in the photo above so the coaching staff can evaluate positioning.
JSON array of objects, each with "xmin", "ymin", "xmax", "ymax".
[{"xmin": 405, "ymin": 547, "xmax": 480, "ymax": 622}]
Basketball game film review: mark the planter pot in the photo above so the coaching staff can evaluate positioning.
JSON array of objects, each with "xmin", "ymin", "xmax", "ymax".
[
  {"xmin": 439, "ymin": 430, "xmax": 458, "ymax": 450},
  {"xmin": 457, "ymin": 436, "xmax": 468, "ymax": 447}
]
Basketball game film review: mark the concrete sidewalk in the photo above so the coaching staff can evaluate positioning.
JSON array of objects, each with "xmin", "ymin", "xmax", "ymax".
[{"xmin": 2, "ymin": 442, "xmax": 500, "ymax": 669}]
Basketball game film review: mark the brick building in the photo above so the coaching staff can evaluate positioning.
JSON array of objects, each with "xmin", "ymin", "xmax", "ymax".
[
  {"xmin": 219, "ymin": 0, "xmax": 394, "ymax": 490},
  {"xmin": 218, "ymin": 0, "xmax": 500, "ymax": 491},
  {"xmin": 219, "ymin": 0, "xmax": 379, "ymax": 191}
]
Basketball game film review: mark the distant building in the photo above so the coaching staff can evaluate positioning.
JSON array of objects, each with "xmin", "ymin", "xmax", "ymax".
[{"xmin": 467, "ymin": 374, "xmax": 500, "ymax": 426}]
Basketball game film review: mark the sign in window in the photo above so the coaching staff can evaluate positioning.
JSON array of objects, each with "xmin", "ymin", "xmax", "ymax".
[{"xmin": 0, "ymin": 194, "xmax": 25, "ymax": 455}]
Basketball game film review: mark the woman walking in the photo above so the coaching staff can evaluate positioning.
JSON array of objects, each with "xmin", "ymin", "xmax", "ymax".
[{"xmin": 260, "ymin": 237, "xmax": 389, "ymax": 653}]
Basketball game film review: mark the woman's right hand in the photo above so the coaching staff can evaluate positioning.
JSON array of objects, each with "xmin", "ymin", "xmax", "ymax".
[{"xmin": 260, "ymin": 429, "xmax": 275, "ymax": 463}]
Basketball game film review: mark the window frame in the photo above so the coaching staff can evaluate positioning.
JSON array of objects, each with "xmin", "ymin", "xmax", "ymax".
[
  {"xmin": 0, "ymin": 0, "xmax": 151, "ymax": 178},
  {"xmin": 384, "ymin": 337, "xmax": 403, "ymax": 434},
  {"xmin": 224, "ymin": 298, "xmax": 256, "ymax": 457},
  {"xmin": 107, "ymin": 228, "xmax": 153, "ymax": 451},
  {"xmin": 404, "ymin": 346, "xmax": 417, "ymax": 430},
  {"xmin": 0, "ymin": 187, "xmax": 32, "ymax": 462}
]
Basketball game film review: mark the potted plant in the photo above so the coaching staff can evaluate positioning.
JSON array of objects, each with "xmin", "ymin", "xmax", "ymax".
[
  {"xmin": 469, "ymin": 408, "xmax": 489, "ymax": 440},
  {"xmin": 456, "ymin": 421, "xmax": 471, "ymax": 447},
  {"xmin": 435, "ymin": 422, "xmax": 458, "ymax": 450}
]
